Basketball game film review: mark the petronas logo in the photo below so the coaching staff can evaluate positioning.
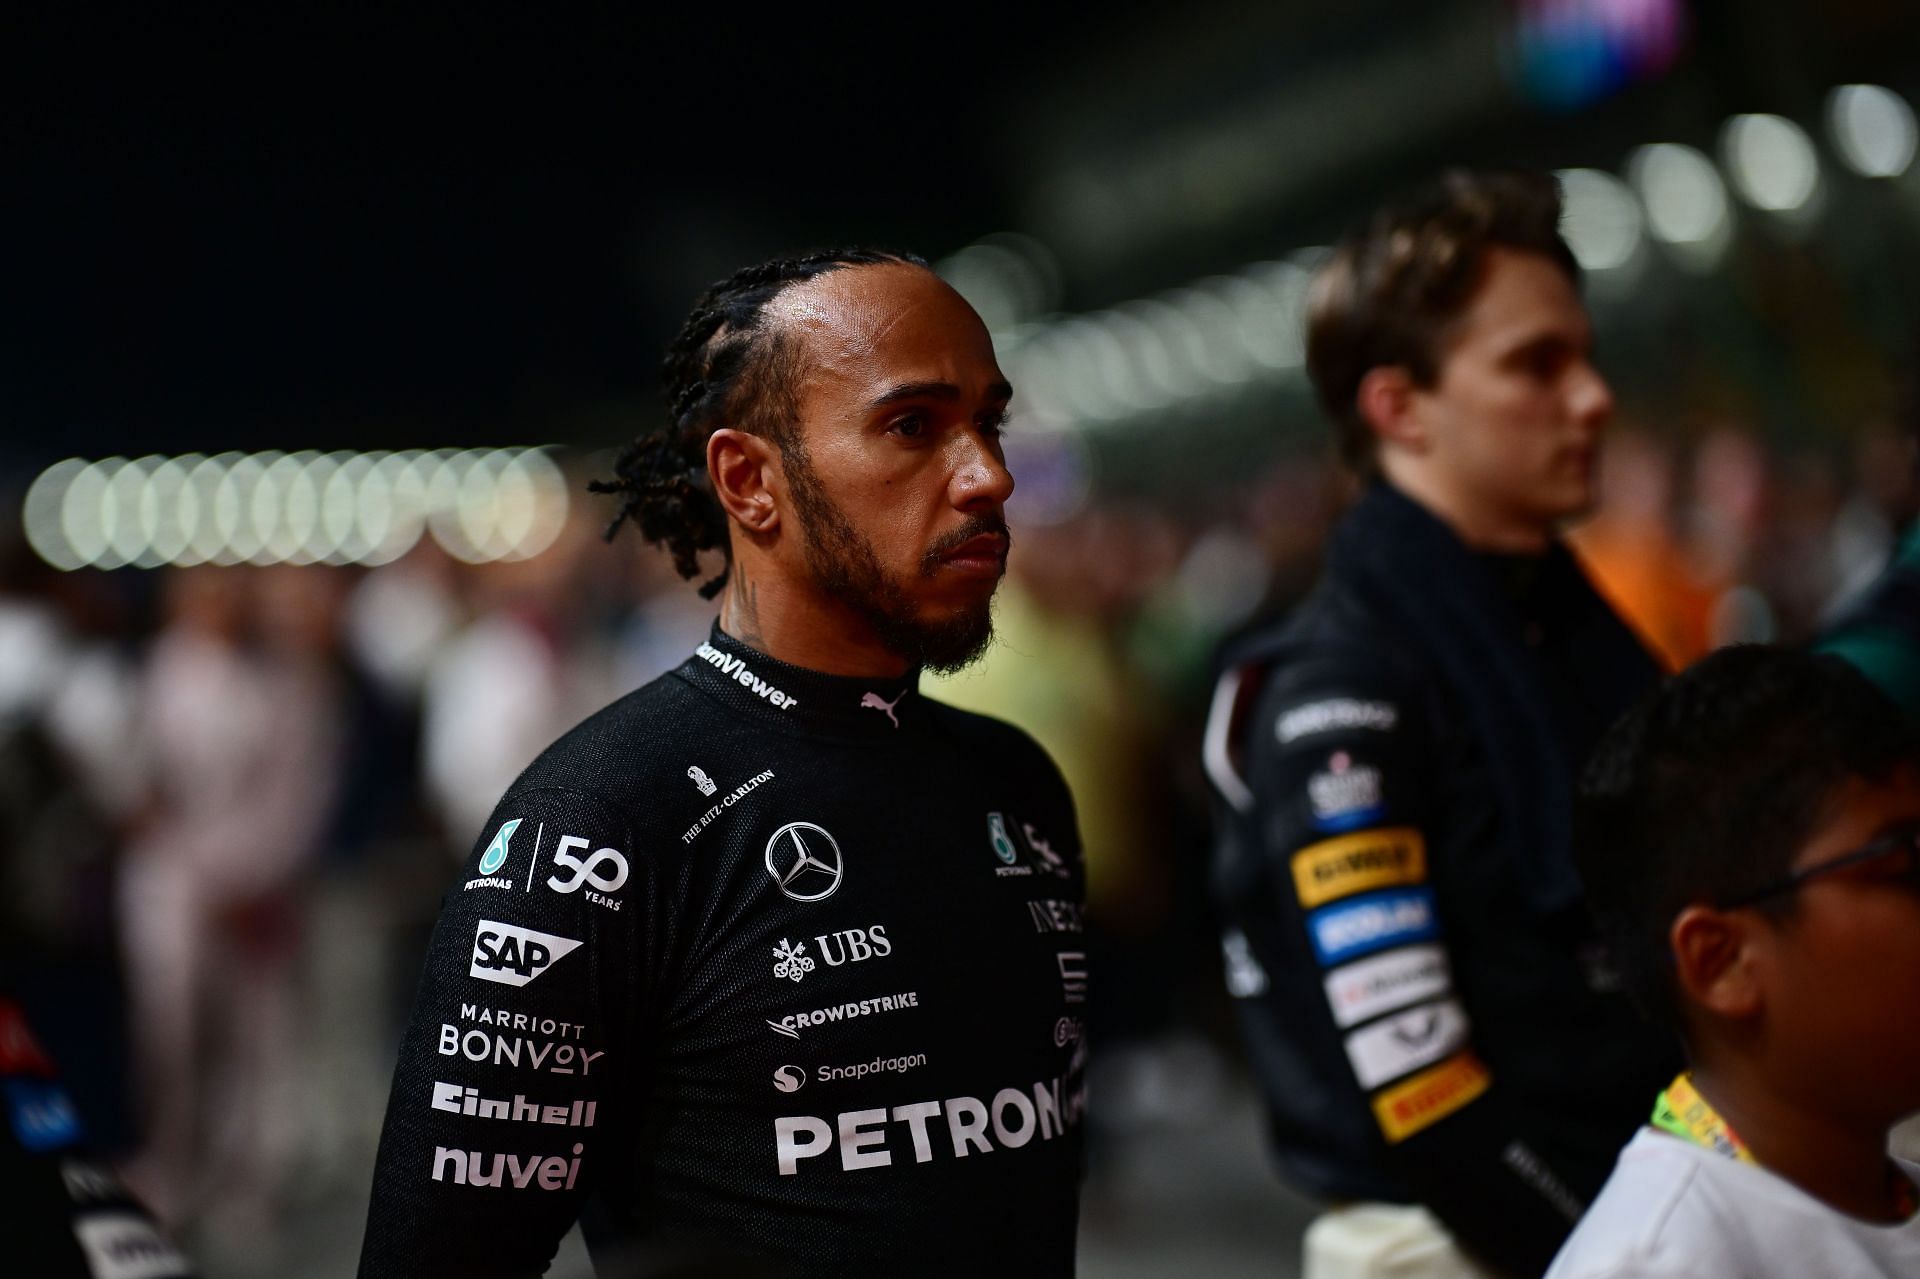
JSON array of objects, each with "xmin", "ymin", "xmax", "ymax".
[{"xmin": 479, "ymin": 819, "xmax": 522, "ymax": 876}]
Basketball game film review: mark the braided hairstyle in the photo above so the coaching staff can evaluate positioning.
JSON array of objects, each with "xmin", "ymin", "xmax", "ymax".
[{"xmin": 591, "ymin": 247, "xmax": 928, "ymax": 598}]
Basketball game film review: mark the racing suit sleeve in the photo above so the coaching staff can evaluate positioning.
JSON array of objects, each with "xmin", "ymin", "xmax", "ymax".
[
  {"xmin": 1241, "ymin": 659, "xmax": 1585, "ymax": 1277},
  {"xmin": 358, "ymin": 787, "xmax": 647, "ymax": 1278}
]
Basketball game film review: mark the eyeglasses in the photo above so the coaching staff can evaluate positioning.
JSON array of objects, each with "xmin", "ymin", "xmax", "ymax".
[{"xmin": 1718, "ymin": 825, "xmax": 1920, "ymax": 909}]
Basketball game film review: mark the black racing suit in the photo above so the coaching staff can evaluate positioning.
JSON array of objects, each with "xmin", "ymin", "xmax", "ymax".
[
  {"xmin": 359, "ymin": 624, "xmax": 1087, "ymax": 1278},
  {"xmin": 1205, "ymin": 483, "xmax": 1677, "ymax": 1277}
]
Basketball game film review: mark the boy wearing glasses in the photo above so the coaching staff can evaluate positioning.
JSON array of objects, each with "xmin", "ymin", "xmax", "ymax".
[{"xmin": 1553, "ymin": 645, "xmax": 1920, "ymax": 1276}]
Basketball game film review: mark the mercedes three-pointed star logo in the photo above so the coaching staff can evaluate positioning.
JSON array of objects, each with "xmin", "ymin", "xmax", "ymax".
[{"xmin": 763, "ymin": 822, "xmax": 845, "ymax": 902}]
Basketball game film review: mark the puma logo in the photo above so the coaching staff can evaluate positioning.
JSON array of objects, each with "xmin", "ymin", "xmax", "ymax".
[{"xmin": 860, "ymin": 690, "xmax": 905, "ymax": 728}]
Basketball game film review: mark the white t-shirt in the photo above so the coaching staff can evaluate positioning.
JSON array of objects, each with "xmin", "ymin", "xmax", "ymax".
[{"xmin": 1546, "ymin": 1127, "xmax": 1920, "ymax": 1278}]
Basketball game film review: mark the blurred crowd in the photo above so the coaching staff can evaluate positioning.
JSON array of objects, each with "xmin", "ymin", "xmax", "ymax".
[{"xmin": 0, "ymin": 408, "xmax": 1912, "ymax": 1272}]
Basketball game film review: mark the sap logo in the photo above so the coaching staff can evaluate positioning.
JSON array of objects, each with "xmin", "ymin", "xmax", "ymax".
[
  {"xmin": 696, "ymin": 642, "xmax": 798, "ymax": 709},
  {"xmin": 72, "ymin": 1212, "xmax": 192, "ymax": 1279},
  {"xmin": 546, "ymin": 836, "xmax": 629, "ymax": 911},
  {"xmin": 773, "ymin": 1065, "xmax": 806, "ymax": 1094},
  {"xmin": 1053, "ymin": 1016, "xmax": 1084, "ymax": 1048},
  {"xmin": 773, "ymin": 1069, "xmax": 1086, "ymax": 1176},
  {"xmin": 478, "ymin": 818, "xmax": 521, "ymax": 876},
  {"xmin": 432, "ymin": 1143, "xmax": 585, "ymax": 1191},
  {"xmin": 470, "ymin": 921, "xmax": 583, "ymax": 988}
]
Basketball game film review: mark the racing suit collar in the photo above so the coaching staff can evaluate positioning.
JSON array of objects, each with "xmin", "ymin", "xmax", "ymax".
[{"xmin": 674, "ymin": 622, "xmax": 924, "ymax": 738}]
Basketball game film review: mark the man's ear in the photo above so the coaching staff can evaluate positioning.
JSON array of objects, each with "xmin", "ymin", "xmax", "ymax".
[
  {"xmin": 1670, "ymin": 905, "xmax": 1764, "ymax": 1021},
  {"xmin": 1355, "ymin": 366, "xmax": 1428, "ymax": 454},
  {"xmin": 707, "ymin": 429, "xmax": 782, "ymax": 536}
]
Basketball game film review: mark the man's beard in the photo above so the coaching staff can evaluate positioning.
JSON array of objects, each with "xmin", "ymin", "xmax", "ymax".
[{"xmin": 783, "ymin": 445, "xmax": 1006, "ymax": 674}]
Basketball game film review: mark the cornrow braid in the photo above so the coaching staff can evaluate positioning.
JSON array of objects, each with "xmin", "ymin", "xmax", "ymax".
[{"xmin": 591, "ymin": 246, "xmax": 928, "ymax": 598}]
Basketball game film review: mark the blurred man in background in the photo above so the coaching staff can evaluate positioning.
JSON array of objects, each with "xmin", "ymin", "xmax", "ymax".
[
  {"xmin": 359, "ymin": 249, "xmax": 1087, "ymax": 1277},
  {"xmin": 1204, "ymin": 171, "xmax": 1677, "ymax": 1277}
]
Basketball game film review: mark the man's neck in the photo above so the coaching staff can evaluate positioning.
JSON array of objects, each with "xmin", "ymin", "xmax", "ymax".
[
  {"xmin": 1690, "ymin": 1058, "xmax": 1909, "ymax": 1222},
  {"xmin": 1376, "ymin": 461, "xmax": 1554, "ymax": 554},
  {"xmin": 719, "ymin": 559, "xmax": 909, "ymax": 679}
]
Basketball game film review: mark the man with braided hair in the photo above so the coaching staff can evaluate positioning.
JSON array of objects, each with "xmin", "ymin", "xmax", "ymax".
[{"xmin": 359, "ymin": 250, "xmax": 1087, "ymax": 1277}]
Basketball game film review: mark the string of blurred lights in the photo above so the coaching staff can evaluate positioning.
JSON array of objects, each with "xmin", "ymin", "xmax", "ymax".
[
  {"xmin": 20, "ymin": 86, "xmax": 1919, "ymax": 571},
  {"xmin": 940, "ymin": 82, "xmax": 1919, "ymax": 435},
  {"xmin": 23, "ymin": 448, "xmax": 569, "ymax": 571}
]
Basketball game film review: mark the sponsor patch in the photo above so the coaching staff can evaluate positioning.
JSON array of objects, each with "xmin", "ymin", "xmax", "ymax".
[
  {"xmin": 988, "ymin": 813, "xmax": 1019, "ymax": 866},
  {"xmin": 765, "ymin": 822, "xmax": 845, "ymax": 902},
  {"xmin": 470, "ymin": 921, "xmax": 584, "ymax": 988},
  {"xmin": 1055, "ymin": 951, "xmax": 1088, "ymax": 1004},
  {"xmin": 1372, "ymin": 1052, "xmax": 1491, "ymax": 1143},
  {"xmin": 431, "ymin": 1081, "xmax": 597, "ymax": 1128},
  {"xmin": 1307, "ymin": 751, "xmax": 1387, "ymax": 832},
  {"xmin": 0, "ymin": 1000, "xmax": 56, "ymax": 1076},
  {"xmin": 544, "ymin": 836, "xmax": 629, "ymax": 910},
  {"xmin": 1307, "ymin": 887, "xmax": 1439, "ymax": 966},
  {"xmin": 1027, "ymin": 898, "xmax": 1084, "ymax": 934},
  {"xmin": 1276, "ymin": 698, "xmax": 1398, "ymax": 744},
  {"xmin": 773, "ymin": 938, "xmax": 817, "ymax": 982},
  {"xmin": 5, "ymin": 1078, "xmax": 83, "ymax": 1152},
  {"xmin": 1220, "ymin": 929, "xmax": 1270, "ymax": 998},
  {"xmin": 72, "ymin": 1212, "xmax": 192, "ymax": 1279},
  {"xmin": 695, "ymin": 641, "xmax": 797, "ymax": 709},
  {"xmin": 774, "ymin": 1065, "xmax": 806, "ymax": 1093},
  {"xmin": 687, "ymin": 765, "xmax": 717, "ymax": 796},
  {"xmin": 682, "ymin": 768, "xmax": 776, "ymax": 845},
  {"xmin": 1344, "ymin": 998, "xmax": 1471, "ymax": 1089},
  {"xmin": 815, "ymin": 1052, "xmax": 928, "ymax": 1084},
  {"xmin": 1291, "ymin": 827, "xmax": 1426, "ymax": 908},
  {"xmin": 768, "ymin": 990, "xmax": 919, "ymax": 1040},
  {"xmin": 1323, "ymin": 944, "xmax": 1450, "ymax": 1028},
  {"xmin": 773, "ymin": 1068, "xmax": 1085, "ymax": 1176},
  {"xmin": 478, "ymin": 818, "xmax": 521, "ymax": 876},
  {"xmin": 432, "ymin": 1143, "xmax": 584, "ymax": 1191}
]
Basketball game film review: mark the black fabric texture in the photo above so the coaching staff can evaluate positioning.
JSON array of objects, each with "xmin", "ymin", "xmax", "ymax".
[
  {"xmin": 359, "ymin": 623, "xmax": 1087, "ymax": 1278},
  {"xmin": 1207, "ymin": 481, "xmax": 1678, "ymax": 1278}
]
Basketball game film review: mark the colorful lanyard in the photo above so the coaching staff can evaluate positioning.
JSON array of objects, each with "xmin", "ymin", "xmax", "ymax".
[{"xmin": 1652, "ymin": 1072, "xmax": 1917, "ymax": 1218}]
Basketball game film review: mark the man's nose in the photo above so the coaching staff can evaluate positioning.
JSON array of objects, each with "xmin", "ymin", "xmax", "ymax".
[
  {"xmin": 1571, "ymin": 361, "xmax": 1615, "ymax": 429},
  {"xmin": 950, "ymin": 434, "xmax": 1015, "ymax": 510}
]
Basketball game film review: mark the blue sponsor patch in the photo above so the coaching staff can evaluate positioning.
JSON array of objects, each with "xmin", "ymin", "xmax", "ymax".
[
  {"xmin": 1314, "ymin": 805, "xmax": 1389, "ymax": 834},
  {"xmin": 1307, "ymin": 887, "xmax": 1439, "ymax": 966},
  {"xmin": 4, "ymin": 1078, "xmax": 84, "ymax": 1152}
]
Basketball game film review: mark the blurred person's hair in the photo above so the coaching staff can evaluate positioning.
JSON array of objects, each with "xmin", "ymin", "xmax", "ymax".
[
  {"xmin": 1305, "ymin": 169, "xmax": 1579, "ymax": 473},
  {"xmin": 592, "ymin": 247, "xmax": 927, "ymax": 598},
  {"xmin": 1574, "ymin": 645, "xmax": 1920, "ymax": 1040}
]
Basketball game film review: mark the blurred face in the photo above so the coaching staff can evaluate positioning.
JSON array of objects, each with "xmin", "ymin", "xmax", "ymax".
[
  {"xmin": 1753, "ymin": 768, "xmax": 1920, "ymax": 1123},
  {"xmin": 1409, "ymin": 247, "xmax": 1613, "ymax": 540},
  {"xmin": 773, "ymin": 264, "xmax": 1015, "ymax": 671}
]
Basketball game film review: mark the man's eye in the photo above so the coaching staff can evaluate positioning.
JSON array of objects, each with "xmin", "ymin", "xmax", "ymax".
[
  {"xmin": 889, "ymin": 414, "xmax": 928, "ymax": 438},
  {"xmin": 981, "ymin": 411, "xmax": 1010, "ymax": 438}
]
